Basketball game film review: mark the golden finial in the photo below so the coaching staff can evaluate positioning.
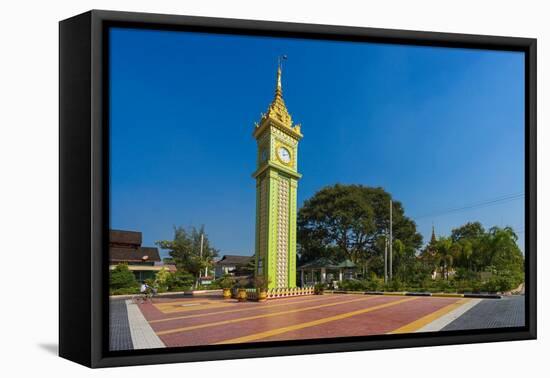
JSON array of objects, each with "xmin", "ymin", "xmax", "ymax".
[{"xmin": 277, "ymin": 55, "xmax": 287, "ymax": 93}]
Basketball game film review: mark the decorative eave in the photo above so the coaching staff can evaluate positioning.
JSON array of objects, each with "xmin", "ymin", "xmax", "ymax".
[
  {"xmin": 252, "ymin": 161, "xmax": 302, "ymax": 180},
  {"xmin": 253, "ymin": 117, "xmax": 303, "ymax": 141}
]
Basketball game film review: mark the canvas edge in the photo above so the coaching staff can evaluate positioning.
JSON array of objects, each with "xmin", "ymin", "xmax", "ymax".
[{"xmin": 57, "ymin": 9, "xmax": 537, "ymax": 369}]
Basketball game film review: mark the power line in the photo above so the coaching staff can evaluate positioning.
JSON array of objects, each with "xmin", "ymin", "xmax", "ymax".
[{"xmin": 413, "ymin": 192, "xmax": 525, "ymax": 220}]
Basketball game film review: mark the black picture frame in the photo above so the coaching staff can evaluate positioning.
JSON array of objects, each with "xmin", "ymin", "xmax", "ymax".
[{"xmin": 59, "ymin": 9, "xmax": 537, "ymax": 368}]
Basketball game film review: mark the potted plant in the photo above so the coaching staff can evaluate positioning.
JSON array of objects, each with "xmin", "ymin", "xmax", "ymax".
[
  {"xmin": 236, "ymin": 278, "xmax": 249, "ymax": 302},
  {"xmin": 219, "ymin": 274, "xmax": 234, "ymax": 299},
  {"xmin": 253, "ymin": 275, "xmax": 271, "ymax": 302},
  {"xmin": 314, "ymin": 283, "xmax": 326, "ymax": 295}
]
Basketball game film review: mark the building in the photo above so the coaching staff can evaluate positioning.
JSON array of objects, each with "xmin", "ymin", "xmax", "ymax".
[
  {"xmin": 252, "ymin": 58, "xmax": 303, "ymax": 289},
  {"xmin": 109, "ymin": 229, "xmax": 170, "ymax": 282},
  {"xmin": 214, "ymin": 255, "xmax": 253, "ymax": 278},
  {"xmin": 298, "ymin": 258, "xmax": 358, "ymax": 286}
]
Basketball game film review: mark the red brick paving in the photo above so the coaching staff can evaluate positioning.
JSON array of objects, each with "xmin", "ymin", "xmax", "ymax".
[
  {"xmin": 261, "ymin": 296, "xmax": 459, "ymax": 342},
  {"xmin": 136, "ymin": 294, "xmax": 462, "ymax": 348}
]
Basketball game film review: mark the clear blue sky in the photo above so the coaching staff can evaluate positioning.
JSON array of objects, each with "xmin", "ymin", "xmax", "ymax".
[{"xmin": 109, "ymin": 27, "xmax": 525, "ymax": 259}]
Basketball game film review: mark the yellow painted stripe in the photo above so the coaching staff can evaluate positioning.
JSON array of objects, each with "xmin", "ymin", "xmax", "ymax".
[
  {"xmin": 155, "ymin": 302, "xmax": 235, "ymax": 314},
  {"xmin": 431, "ymin": 293, "xmax": 464, "ymax": 298},
  {"xmin": 389, "ymin": 298, "xmax": 470, "ymax": 334},
  {"xmin": 383, "ymin": 292, "xmax": 407, "ymax": 296},
  {"xmin": 156, "ymin": 295, "xmax": 378, "ymax": 336},
  {"xmin": 150, "ymin": 295, "xmax": 335, "ymax": 324},
  {"xmin": 214, "ymin": 297, "xmax": 418, "ymax": 344}
]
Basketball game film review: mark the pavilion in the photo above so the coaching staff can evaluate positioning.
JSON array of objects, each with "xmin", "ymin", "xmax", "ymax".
[{"xmin": 298, "ymin": 258, "xmax": 357, "ymax": 286}]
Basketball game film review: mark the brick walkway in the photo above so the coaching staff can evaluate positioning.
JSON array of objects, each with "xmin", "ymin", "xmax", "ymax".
[
  {"xmin": 135, "ymin": 294, "xmax": 468, "ymax": 347},
  {"xmin": 109, "ymin": 294, "xmax": 525, "ymax": 351}
]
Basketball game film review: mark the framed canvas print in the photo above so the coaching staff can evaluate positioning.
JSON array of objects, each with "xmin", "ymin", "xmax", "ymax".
[{"xmin": 59, "ymin": 10, "xmax": 536, "ymax": 368}]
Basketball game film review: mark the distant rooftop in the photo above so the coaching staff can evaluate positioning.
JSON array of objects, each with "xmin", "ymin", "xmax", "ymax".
[{"xmin": 216, "ymin": 255, "xmax": 253, "ymax": 266}]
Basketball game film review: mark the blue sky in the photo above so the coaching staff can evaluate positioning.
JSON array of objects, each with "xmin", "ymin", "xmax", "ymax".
[{"xmin": 109, "ymin": 27, "xmax": 525, "ymax": 258}]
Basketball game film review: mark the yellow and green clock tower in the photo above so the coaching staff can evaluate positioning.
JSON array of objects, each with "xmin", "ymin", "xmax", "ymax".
[{"xmin": 253, "ymin": 60, "xmax": 302, "ymax": 289}]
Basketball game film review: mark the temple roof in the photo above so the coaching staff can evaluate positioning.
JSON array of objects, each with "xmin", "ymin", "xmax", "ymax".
[
  {"xmin": 299, "ymin": 258, "xmax": 358, "ymax": 270},
  {"xmin": 334, "ymin": 259, "xmax": 357, "ymax": 269},
  {"xmin": 216, "ymin": 255, "xmax": 253, "ymax": 266},
  {"xmin": 110, "ymin": 246, "xmax": 161, "ymax": 263},
  {"xmin": 298, "ymin": 257, "xmax": 337, "ymax": 270},
  {"xmin": 110, "ymin": 229, "xmax": 142, "ymax": 247}
]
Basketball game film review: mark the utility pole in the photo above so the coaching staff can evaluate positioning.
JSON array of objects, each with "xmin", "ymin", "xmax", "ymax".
[
  {"xmin": 384, "ymin": 235, "xmax": 388, "ymax": 284},
  {"xmin": 389, "ymin": 199, "xmax": 393, "ymax": 282},
  {"xmin": 199, "ymin": 233, "xmax": 204, "ymax": 278}
]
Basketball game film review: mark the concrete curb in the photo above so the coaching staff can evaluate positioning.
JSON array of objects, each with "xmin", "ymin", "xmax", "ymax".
[
  {"xmin": 362, "ymin": 291, "xmax": 502, "ymax": 299},
  {"xmin": 464, "ymin": 293, "xmax": 502, "ymax": 299},
  {"xmin": 109, "ymin": 289, "xmax": 223, "ymax": 300}
]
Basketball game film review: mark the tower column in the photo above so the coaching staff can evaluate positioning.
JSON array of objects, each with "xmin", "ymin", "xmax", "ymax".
[{"xmin": 252, "ymin": 59, "xmax": 302, "ymax": 289}]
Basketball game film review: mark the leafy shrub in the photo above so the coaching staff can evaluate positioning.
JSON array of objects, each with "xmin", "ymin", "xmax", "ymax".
[
  {"xmin": 154, "ymin": 267, "xmax": 172, "ymax": 290},
  {"xmin": 215, "ymin": 274, "xmax": 235, "ymax": 289},
  {"xmin": 163, "ymin": 271, "xmax": 195, "ymax": 292},
  {"xmin": 253, "ymin": 275, "xmax": 270, "ymax": 290},
  {"xmin": 110, "ymin": 287, "xmax": 140, "ymax": 295},
  {"xmin": 481, "ymin": 274, "xmax": 517, "ymax": 293},
  {"xmin": 110, "ymin": 264, "xmax": 138, "ymax": 290},
  {"xmin": 314, "ymin": 283, "xmax": 326, "ymax": 294},
  {"xmin": 385, "ymin": 278, "xmax": 405, "ymax": 292},
  {"xmin": 339, "ymin": 279, "xmax": 366, "ymax": 291}
]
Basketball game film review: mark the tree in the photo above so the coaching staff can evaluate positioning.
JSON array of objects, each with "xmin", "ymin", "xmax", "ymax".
[
  {"xmin": 110, "ymin": 263, "xmax": 138, "ymax": 289},
  {"xmin": 156, "ymin": 226, "xmax": 219, "ymax": 286},
  {"xmin": 481, "ymin": 226, "xmax": 524, "ymax": 283},
  {"xmin": 425, "ymin": 223, "xmax": 524, "ymax": 288},
  {"xmin": 297, "ymin": 184, "xmax": 423, "ymax": 279},
  {"xmin": 434, "ymin": 237, "xmax": 455, "ymax": 280},
  {"xmin": 451, "ymin": 222, "xmax": 485, "ymax": 242},
  {"xmin": 154, "ymin": 267, "xmax": 172, "ymax": 290}
]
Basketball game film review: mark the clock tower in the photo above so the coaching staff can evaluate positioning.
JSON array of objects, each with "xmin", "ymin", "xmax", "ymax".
[{"xmin": 253, "ymin": 60, "xmax": 302, "ymax": 289}]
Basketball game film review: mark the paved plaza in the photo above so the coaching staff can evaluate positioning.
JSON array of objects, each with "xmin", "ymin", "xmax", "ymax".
[{"xmin": 110, "ymin": 294, "xmax": 525, "ymax": 351}]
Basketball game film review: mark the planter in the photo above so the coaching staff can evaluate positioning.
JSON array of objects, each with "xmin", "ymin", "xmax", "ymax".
[
  {"xmin": 222, "ymin": 288, "xmax": 232, "ymax": 299},
  {"xmin": 237, "ymin": 288, "xmax": 248, "ymax": 302},
  {"xmin": 257, "ymin": 289, "xmax": 268, "ymax": 302}
]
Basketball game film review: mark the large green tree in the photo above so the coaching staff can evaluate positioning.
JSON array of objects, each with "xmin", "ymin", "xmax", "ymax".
[
  {"xmin": 156, "ymin": 226, "xmax": 219, "ymax": 286},
  {"xmin": 297, "ymin": 184, "xmax": 423, "ymax": 278}
]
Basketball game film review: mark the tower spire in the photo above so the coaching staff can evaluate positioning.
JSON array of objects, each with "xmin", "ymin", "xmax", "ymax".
[
  {"xmin": 276, "ymin": 55, "xmax": 287, "ymax": 93},
  {"xmin": 276, "ymin": 63, "xmax": 282, "ymax": 92},
  {"xmin": 259, "ymin": 55, "xmax": 295, "ymax": 129},
  {"xmin": 430, "ymin": 224, "xmax": 437, "ymax": 244}
]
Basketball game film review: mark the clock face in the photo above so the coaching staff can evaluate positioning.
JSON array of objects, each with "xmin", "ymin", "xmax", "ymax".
[
  {"xmin": 277, "ymin": 146, "xmax": 291, "ymax": 164},
  {"xmin": 260, "ymin": 148, "xmax": 268, "ymax": 162}
]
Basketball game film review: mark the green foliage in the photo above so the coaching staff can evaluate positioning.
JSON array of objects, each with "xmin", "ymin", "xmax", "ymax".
[
  {"xmin": 253, "ymin": 275, "xmax": 270, "ymax": 290},
  {"xmin": 297, "ymin": 184, "xmax": 423, "ymax": 278},
  {"xmin": 235, "ymin": 278, "xmax": 250, "ymax": 289},
  {"xmin": 216, "ymin": 274, "xmax": 235, "ymax": 289},
  {"xmin": 110, "ymin": 287, "xmax": 140, "ymax": 295},
  {"xmin": 160, "ymin": 271, "xmax": 195, "ymax": 292},
  {"xmin": 156, "ymin": 225, "xmax": 219, "ymax": 286},
  {"xmin": 339, "ymin": 279, "xmax": 365, "ymax": 291},
  {"xmin": 154, "ymin": 267, "xmax": 172, "ymax": 289},
  {"xmin": 314, "ymin": 283, "xmax": 326, "ymax": 294},
  {"xmin": 109, "ymin": 264, "xmax": 138, "ymax": 291}
]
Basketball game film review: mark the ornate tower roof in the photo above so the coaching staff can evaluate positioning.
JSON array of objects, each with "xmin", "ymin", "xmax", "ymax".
[
  {"xmin": 430, "ymin": 225, "xmax": 437, "ymax": 245},
  {"xmin": 254, "ymin": 58, "xmax": 302, "ymax": 138},
  {"xmin": 263, "ymin": 65, "xmax": 293, "ymax": 127}
]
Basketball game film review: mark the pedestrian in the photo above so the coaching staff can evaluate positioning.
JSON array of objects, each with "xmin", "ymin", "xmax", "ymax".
[{"xmin": 140, "ymin": 281, "xmax": 148, "ymax": 302}]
